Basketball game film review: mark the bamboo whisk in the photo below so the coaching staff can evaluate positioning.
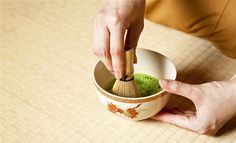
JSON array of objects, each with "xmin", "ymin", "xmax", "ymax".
[{"xmin": 112, "ymin": 48, "xmax": 141, "ymax": 98}]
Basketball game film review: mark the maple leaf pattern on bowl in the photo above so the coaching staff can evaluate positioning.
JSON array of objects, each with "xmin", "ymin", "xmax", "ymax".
[{"xmin": 107, "ymin": 102, "xmax": 141, "ymax": 119}]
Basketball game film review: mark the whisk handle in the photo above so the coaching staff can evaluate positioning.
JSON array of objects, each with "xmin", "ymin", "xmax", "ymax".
[{"xmin": 124, "ymin": 48, "xmax": 134, "ymax": 80}]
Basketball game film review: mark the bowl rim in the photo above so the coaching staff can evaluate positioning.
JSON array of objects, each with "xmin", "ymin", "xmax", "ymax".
[{"xmin": 93, "ymin": 48, "xmax": 177, "ymax": 103}]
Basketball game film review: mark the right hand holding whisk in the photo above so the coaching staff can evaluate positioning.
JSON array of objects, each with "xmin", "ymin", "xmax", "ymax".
[{"xmin": 93, "ymin": 0, "xmax": 145, "ymax": 79}]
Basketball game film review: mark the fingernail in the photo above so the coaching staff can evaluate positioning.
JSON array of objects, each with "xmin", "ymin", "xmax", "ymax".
[{"xmin": 159, "ymin": 80, "xmax": 168, "ymax": 88}]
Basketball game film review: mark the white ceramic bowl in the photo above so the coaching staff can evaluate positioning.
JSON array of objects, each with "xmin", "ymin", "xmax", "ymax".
[{"xmin": 93, "ymin": 48, "xmax": 177, "ymax": 121}]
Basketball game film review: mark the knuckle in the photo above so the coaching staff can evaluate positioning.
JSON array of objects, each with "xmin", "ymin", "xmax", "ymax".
[
  {"xmin": 94, "ymin": 10, "xmax": 106, "ymax": 25},
  {"xmin": 93, "ymin": 50, "xmax": 99, "ymax": 56},
  {"xmin": 93, "ymin": 48, "xmax": 104, "ymax": 56},
  {"xmin": 97, "ymin": 10, "xmax": 106, "ymax": 19},
  {"xmin": 173, "ymin": 81, "xmax": 182, "ymax": 92},
  {"xmin": 96, "ymin": 11, "xmax": 124, "ymax": 27},
  {"xmin": 210, "ymin": 81, "xmax": 224, "ymax": 88},
  {"xmin": 196, "ymin": 121, "xmax": 217, "ymax": 135},
  {"xmin": 201, "ymin": 81, "xmax": 222, "ymax": 89},
  {"xmin": 197, "ymin": 126, "xmax": 211, "ymax": 135},
  {"xmin": 194, "ymin": 122, "xmax": 208, "ymax": 134},
  {"xmin": 197, "ymin": 128, "xmax": 208, "ymax": 135},
  {"xmin": 109, "ymin": 14, "xmax": 123, "ymax": 25},
  {"xmin": 176, "ymin": 81, "xmax": 182, "ymax": 90}
]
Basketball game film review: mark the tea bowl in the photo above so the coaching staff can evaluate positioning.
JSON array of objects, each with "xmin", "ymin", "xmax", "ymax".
[{"xmin": 93, "ymin": 48, "xmax": 177, "ymax": 121}]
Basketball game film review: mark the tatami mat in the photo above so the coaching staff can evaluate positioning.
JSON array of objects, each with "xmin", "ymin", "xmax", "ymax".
[{"xmin": 1, "ymin": 0, "xmax": 236, "ymax": 142}]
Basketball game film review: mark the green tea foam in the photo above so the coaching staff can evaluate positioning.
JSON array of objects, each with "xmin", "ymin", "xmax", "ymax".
[{"xmin": 105, "ymin": 73, "xmax": 162, "ymax": 97}]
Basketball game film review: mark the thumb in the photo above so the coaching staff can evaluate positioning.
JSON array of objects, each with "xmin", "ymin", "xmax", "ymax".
[{"xmin": 159, "ymin": 79, "xmax": 198, "ymax": 102}]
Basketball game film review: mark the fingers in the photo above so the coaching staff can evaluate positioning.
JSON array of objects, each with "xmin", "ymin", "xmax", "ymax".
[
  {"xmin": 153, "ymin": 108, "xmax": 220, "ymax": 135},
  {"xmin": 110, "ymin": 26, "xmax": 126, "ymax": 79},
  {"xmin": 93, "ymin": 19, "xmax": 113, "ymax": 72},
  {"xmin": 159, "ymin": 80, "xmax": 201, "ymax": 103},
  {"xmin": 94, "ymin": 13, "xmax": 127, "ymax": 79},
  {"xmin": 125, "ymin": 22, "xmax": 144, "ymax": 63},
  {"xmin": 94, "ymin": 2, "xmax": 144, "ymax": 79},
  {"xmin": 152, "ymin": 108, "xmax": 197, "ymax": 131},
  {"xmin": 125, "ymin": 22, "xmax": 144, "ymax": 49}
]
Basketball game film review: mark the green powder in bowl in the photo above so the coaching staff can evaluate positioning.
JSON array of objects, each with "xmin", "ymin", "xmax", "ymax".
[
  {"xmin": 104, "ymin": 73, "xmax": 162, "ymax": 97},
  {"xmin": 134, "ymin": 73, "xmax": 162, "ymax": 97}
]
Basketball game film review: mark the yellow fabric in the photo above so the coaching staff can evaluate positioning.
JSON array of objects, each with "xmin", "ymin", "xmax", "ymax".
[{"xmin": 145, "ymin": 0, "xmax": 236, "ymax": 58}]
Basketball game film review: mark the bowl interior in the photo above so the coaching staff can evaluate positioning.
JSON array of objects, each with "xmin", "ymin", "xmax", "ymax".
[
  {"xmin": 94, "ymin": 48, "xmax": 177, "ymax": 95},
  {"xmin": 134, "ymin": 49, "xmax": 176, "ymax": 80}
]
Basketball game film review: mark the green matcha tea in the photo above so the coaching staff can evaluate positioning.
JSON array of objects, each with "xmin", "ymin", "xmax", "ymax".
[{"xmin": 104, "ymin": 73, "xmax": 162, "ymax": 97}]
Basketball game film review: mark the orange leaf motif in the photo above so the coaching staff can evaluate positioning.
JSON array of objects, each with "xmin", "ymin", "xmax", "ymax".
[
  {"xmin": 127, "ymin": 108, "xmax": 138, "ymax": 118},
  {"xmin": 108, "ymin": 103, "xmax": 118, "ymax": 113},
  {"xmin": 117, "ymin": 108, "xmax": 124, "ymax": 114},
  {"xmin": 107, "ymin": 102, "xmax": 141, "ymax": 119}
]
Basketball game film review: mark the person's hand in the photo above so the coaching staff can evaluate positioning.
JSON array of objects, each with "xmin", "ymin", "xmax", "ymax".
[
  {"xmin": 152, "ymin": 77, "xmax": 236, "ymax": 136},
  {"xmin": 93, "ymin": 0, "xmax": 145, "ymax": 79}
]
